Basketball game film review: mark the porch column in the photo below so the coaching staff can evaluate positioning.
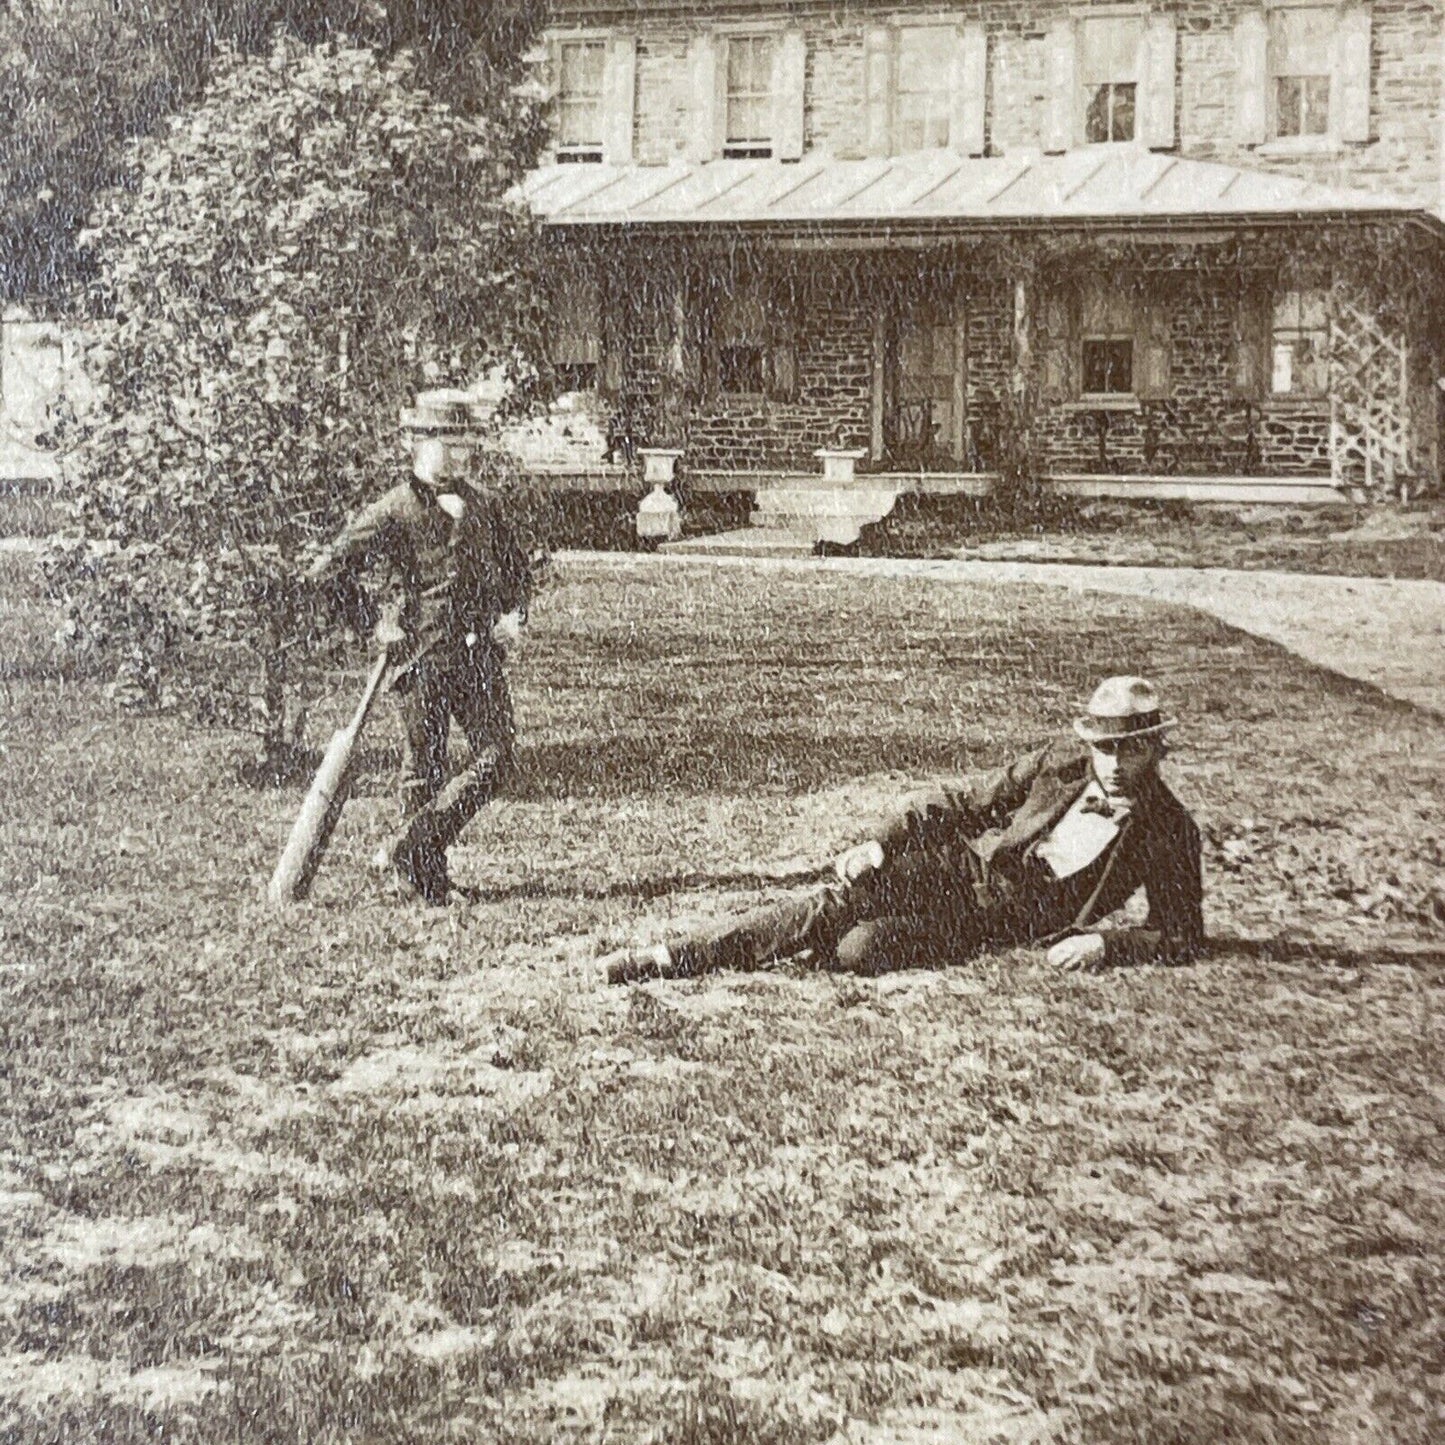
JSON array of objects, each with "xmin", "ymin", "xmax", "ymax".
[
  {"xmin": 655, "ymin": 249, "xmax": 698, "ymax": 451},
  {"xmin": 952, "ymin": 274, "xmax": 970, "ymax": 467},
  {"xmin": 1005, "ymin": 248, "xmax": 1042, "ymax": 496},
  {"xmin": 870, "ymin": 307, "xmax": 887, "ymax": 462}
]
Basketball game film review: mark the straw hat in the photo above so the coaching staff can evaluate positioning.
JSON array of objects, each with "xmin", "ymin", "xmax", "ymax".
[{"xmin": 1073, "ymin": 675, "xmax": 1177, "ymax": 742}]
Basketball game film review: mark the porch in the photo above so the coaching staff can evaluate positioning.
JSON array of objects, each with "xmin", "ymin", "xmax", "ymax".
[{"xmin": 515, "ymin": 150, "xmax": 1445, "ymax": 538}]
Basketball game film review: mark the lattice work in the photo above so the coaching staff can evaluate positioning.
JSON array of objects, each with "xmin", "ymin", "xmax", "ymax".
[{"xmin": 1329, "ymin": 294, "xmax": 1410, "ymax": 492}]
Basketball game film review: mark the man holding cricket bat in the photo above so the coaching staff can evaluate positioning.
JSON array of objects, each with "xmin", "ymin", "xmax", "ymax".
[{"xmin": 305, "ymin": 439, "xmax": 534, "ymax": 904}]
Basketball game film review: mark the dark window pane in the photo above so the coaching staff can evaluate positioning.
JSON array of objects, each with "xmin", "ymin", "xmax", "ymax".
[
  {"xmin": 1111, "ymin": 83, "xmax": 1136, "ymax": 142},
  {"xmin": 1276, "ymin": 76, "xmax": 1303, "ymax": 137},
  {"xmin": 720, "ymin": 345, "xmax": 764, "ymax": 394},
  {"xmin": 1304, "ymin": 75, "xmax": 1330, "ymax": 134},
  {"xmin": 1085, "ymin": 86, "xmax": 1112, "ymax": 144},
  {"xmin": 1082, "ymin": 338, "xmax": 1134, "ymax": 395},
  {"xmin": 554, "ymin": 362, "xmax": 599, "ymax": 392}
]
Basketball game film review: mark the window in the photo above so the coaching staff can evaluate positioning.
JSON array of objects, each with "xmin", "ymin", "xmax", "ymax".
[
  {"xmin": 549, "ymin": 269, "xmax": 602, "ymax": 392},
  {"xmin": 1270, "ymin": 7, "xmax": 1331, "ymax": 139},
  {"xmin": 1270, "ymin": 287, "xmax": 1329, "ymax": 395},
  {"xmin": 725, "ymin": 34, "xmax": 776, "ymax": 157},
  {"xmin": 556, "ymin": 40, "xmax": 607, "ymax": 159},
  {"xmin": 1082, "ymin": 339, "xmax": 1134, "ymax": 395},
  {"xmin": 1080, "ymin": 282, "xmax": 1137, "ymax": 396},
  {"xmin": 717, "ymin": 277, "xmax": 769, "ymax": 394},
  {"xmin": 1080, "ymin": 15, "xmax": 1139, "ymax": 144},
  {"xmin": 895, "ymin": 27, "xmax": 954, "ymax": 151},
  {"xmin": 718, "ymin": 345, "xmax": 764, "ymax": 394}
]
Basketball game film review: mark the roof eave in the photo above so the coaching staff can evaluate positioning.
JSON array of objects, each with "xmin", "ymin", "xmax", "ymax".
[{"xmin": 540, "ymin": 207, "xmax": 1439, "ymax": 241}]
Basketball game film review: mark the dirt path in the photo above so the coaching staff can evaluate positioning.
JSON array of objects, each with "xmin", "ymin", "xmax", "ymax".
[{"xmin": 565, "ymin": 552, "xmax": 1445, "ymax": 715}]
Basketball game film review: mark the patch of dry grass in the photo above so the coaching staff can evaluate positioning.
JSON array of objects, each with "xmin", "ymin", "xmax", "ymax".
[
  {"xmin": 869, "ymin": 496, "xmax": 1445, "ymax": 581},
  {"xmin": 2, "ymin": 556, "xmax": 1442, "ymax": 1443}
]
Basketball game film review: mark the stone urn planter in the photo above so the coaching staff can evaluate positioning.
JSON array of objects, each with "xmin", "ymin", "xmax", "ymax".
[
  {"xmin": 636, "ymin": 447, "xmax": 684, "ymax": 543},
  {"xmin": 814, "ymin": 447, "xmax": 868, "ymax": 483}
]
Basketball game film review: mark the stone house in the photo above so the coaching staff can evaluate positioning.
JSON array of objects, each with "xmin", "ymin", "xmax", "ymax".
[{"xmin": 519, "ymin": 0, "xmax": 1445, "ymax": 516}]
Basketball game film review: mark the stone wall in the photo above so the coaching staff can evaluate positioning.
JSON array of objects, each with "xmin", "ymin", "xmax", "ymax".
[
  {"xmin": 1035, "ymin": 270, "xmax": 1309, "ymax": 476},
  {"xmin": 592, "ymin": 245, "xmax": 1421, "ymax": 479},
  {"xmin": 1175, "ymin": 0, "xmax": 1442, "ymax": 202},
  {"xmin": 613, "ymin": 255, "xmax": 877, "ymax": 470},
  {"xmin": 551, "ymin": 0, "xmax": 1443, "ymax": 206}
]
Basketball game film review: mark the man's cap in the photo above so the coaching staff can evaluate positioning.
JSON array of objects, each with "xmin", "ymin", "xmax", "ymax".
[{"xmin": 1074, "ymin": 675, "xmax": 1176, "ymax": 742}]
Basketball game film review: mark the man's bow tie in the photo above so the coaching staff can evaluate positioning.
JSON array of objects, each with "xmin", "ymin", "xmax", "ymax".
[{"xmin": 1080, "ymin": 791, "xmax": 1126, "ymax": 819}]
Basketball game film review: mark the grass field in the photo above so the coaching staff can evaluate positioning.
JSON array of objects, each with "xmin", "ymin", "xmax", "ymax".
[
  {"xmin": 3, "ymin": 553, "xmax": 1443, "ymax": 1443},
  {"xmin": 868, "ymin": 497, "xmax": 1445, "ymax": 581}
]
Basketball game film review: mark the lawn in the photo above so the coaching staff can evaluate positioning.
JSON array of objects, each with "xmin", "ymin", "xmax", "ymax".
[
  {"xmin": 2, "ymin": 553, "xmax": 1443, "ymax": 1443},
  {"xmin": 867, "ymin": 496, "xmax": 1445, "ymax": 581}
]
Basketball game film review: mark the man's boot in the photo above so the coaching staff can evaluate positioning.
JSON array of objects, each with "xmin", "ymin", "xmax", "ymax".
[{"xmin": 387, "ymin": 781, "xmax": 452, "ymax": 905}]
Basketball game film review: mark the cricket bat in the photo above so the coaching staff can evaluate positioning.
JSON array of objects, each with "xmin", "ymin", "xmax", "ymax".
[{"xmin": 267, "ymin": 649, "xmax": 391, "ymax": 907}]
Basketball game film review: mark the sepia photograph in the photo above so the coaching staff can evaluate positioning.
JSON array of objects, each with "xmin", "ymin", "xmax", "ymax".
[{"xmin": 2, "ymin": 0, "xmax": 1443, "ymax": 1439}]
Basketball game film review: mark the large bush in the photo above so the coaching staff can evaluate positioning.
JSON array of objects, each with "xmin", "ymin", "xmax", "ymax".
[
  {"xmin": 51, "ymin": 31, "xmax": 546, "ymax": 754},
  {"xmin": 0, "ymin": 0, "xmax": 547, "ymax": 300}
]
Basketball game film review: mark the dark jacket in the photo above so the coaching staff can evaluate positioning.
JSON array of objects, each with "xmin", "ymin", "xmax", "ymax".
[
  {"xmin": 873, "ymin": 741, "xmax": 1204, "ymax": 966},
  {"xmin": 309, "ymin": 478, "xmax": 532, "ymax": 675}
]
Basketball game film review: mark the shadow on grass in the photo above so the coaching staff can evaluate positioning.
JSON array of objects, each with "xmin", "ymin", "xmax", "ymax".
[
  {"xmin": 604, "ymin": 925, "xmax": 1445, "ymax": 985},
  {"xmin": 1208, "ymin": 932, "xmax": 1445, "ymax": 971},
  {"xmin": 456, "ymin": 862, "xmax": 832, "ymax": 907},
  {"xmin": 515, "ymin": 736, "xmax": 969, "ymax": 799},
  {"xmin": 248, "ymin": 734, "xmax": 975, "ymax": 799}
]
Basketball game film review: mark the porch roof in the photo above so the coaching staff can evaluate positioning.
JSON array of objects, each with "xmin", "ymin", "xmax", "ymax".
[{"xmin": 516, "ymin": 149, "xmax": 1424, "ymax": 232}]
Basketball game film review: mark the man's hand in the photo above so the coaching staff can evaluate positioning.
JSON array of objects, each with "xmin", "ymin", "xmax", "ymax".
[
  {"xmin": 1046, "ymin": 932, "xmax": 1108, "ymax": 973},
  {"xmin": 302, "ymin": 545, "xmax": 334, "ymax": 584},
  {"xmin": 491, "ymin": 609, "xmax": 524, "ymax": 651},
  {"xmin": 835, "ymin": 839, "xmax": 885, "ymax": 884},
  {"xmin": 373, "ymin": 601, "xmax": 405, "ymax": 648}
]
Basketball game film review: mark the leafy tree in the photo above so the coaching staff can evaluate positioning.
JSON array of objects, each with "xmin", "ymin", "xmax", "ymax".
[
  {"xmin": 49, "ymin": 29, "xmax": 546, "ymax": 760},
  {"xmin": 0, "ymin": 0, "xmax": 546, "ymax": 299}
]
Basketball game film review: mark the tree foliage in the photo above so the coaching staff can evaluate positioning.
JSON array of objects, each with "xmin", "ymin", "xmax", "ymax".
[
  {"xmin": 0, "ymin": 0, "xmax": 546, "ymax": 299},
  {"xmin": 49, "ymin": 30, "xmax": 546, "ymax": 750}
]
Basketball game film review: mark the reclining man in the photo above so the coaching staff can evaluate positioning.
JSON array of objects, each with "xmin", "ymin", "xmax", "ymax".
[{"xmin": 602, "ymin": 676, "xmax": 1203, "ymax": 983}]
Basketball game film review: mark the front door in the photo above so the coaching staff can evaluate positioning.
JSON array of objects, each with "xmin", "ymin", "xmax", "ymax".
[{"xmin": 887, "ymin": 305, "xmax": 965, "ymax": 468}]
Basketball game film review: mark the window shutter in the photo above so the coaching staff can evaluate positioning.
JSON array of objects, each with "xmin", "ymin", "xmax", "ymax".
[
  {"xmin": 774, "ymin": 29, "xmax": 807, "ymax": 161},
  {"xmin": 713, "ymin": 37, "xmax": 731, "ymax": 155},
  {"xmin": 765, "ymin": 276, "xmax": 800, "ymax": 401},
  {"xmin": 870, "ymin": 309, "xmax": 887, "ymax": 458},
  {"xmin": 1044, "ymin": 19, "xmax": 1077, "ymax": 153},
  {"xmin": 600, "ymin": 264, "xmax": 624, "ymax": 395},
  {"xmin": 1134, "ymin": 291, "xmax": 1172, "ymax": 400},
  {"xmin": 864, "ymin": 27, "xmax": 894, "ymax": 157},
  {"xmin": 602, "ymin": 35, "xmax": 636, "ymax": 164},
  {"xmin": 679, "ymin": 275, "xmax": 709, "ymax": 400},
  {"xmin": 1232, "ymin": 280, "xmax": 1272, "ymax": 398},
  {"xmin": 1040, "ymin": 286, "xmax": 1078, "ymax": 402},
  {"xmin": 1234, "ymin": 10, "xmax": 1268, "ymax": 146},
  {"xmin": 687, "ymin": 34, "xmax": 719, "ymax": 162},
  {"xmin": 543, "ymin": 36, "xmax": 561, "ymax": 106},
  {"xmin": 1333, "ymin": 6, "xmax": 1372, "ymax": 143},
  {"xmin": 953, "ymin": 24, "xmax": 987, "ymax": 157},
  {"xmin": 1139, "ymin": 15, "xmax": 1177, "ymax": 149}
]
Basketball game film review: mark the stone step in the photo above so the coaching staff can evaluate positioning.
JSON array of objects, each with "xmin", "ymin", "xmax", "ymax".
[
  {"xmin": 752, "ymin": 486, "xmax": 901, "ymax": 513},
  {"xmin": 661, "ymin": 527, "xmax": 812, "ymax": 557},
  {"xmin": 752, "ymin": 484, "xmax": 901, "ymax": 545}
]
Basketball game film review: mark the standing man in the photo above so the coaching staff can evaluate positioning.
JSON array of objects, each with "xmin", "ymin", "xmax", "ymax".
[
  {"xmin": 306, "ymin": 436, "xmax": 534, "ymax": 904},
  {"xmin": 602, "ymin": 676, "xmax": 1203, "ymax": 982}
]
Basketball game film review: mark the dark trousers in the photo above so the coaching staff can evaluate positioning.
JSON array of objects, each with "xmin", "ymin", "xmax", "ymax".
[
  {"xmin": 671, "ymin": 846, "xmax": 1038, "ymax": 978},
  {"xmin": 391, "ymin": 648, "xmax": 515, "ymax": 863}
]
